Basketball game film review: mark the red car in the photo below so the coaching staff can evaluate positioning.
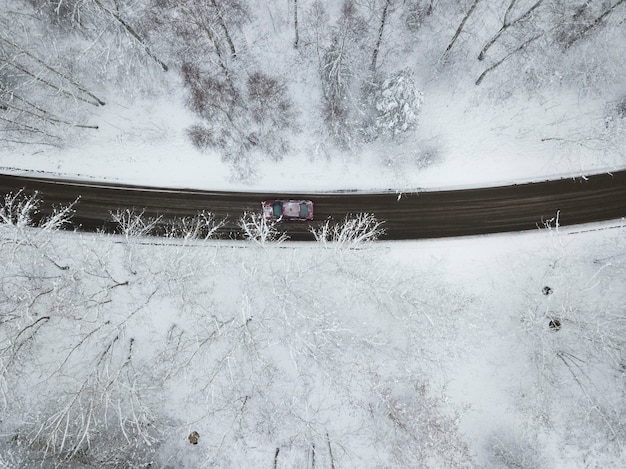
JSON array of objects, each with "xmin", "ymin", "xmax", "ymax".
[{"xmin": 262, "ymin": 199, "xmax": 314, "ymax": 221}]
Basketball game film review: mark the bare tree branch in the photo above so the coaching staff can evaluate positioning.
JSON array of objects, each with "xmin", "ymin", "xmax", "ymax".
[
  {"xmin": 1, "ymin": 99, "xmax": 98, "ymax": 129},
  {"xmin": 443, "ymin": 0, "xmax": 481, "ymax": 58},
  {"xmin": 0, "ymin": 115, "xmax": 61, "ymax": 140},
  {"xmin": 0, "ymin": 35, "xmax": 106, "ymax": 106},
  {"xmin": 92, "ymin": 0, "xmax": 169, "ymax": 71},
  {"xmin": 0, "ymin": 85, "xmax": 48, "ymax": 115},
  {"xmin": 210, "ymin": 0, "xmax": 238, "ymax": 58},
  {"xmin": 563, "ymin": 0, "xmax": 626, "ymax": 49},
  {"xmin": 238, "ymin": 211, "xmax": 288, "ymax": 246},
  {"xmin": 478, "ymin": 0, "xmax": 544, "ymax": 61},
  {"xmin": 4, "ymin": 59, "xmax": 103, "ymax": 107},
  {"xmin": 311, "ymin": 213, "xmax": 385, "ymax": 251},
  {"xmin": 475, "ymin": 33, "xmax": 542, "ymax": 85}
]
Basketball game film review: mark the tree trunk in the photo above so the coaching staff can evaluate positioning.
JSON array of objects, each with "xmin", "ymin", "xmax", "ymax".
[
  {"xmin": 294, "ymin": 0, "xmax": 299, "ymax": 48},
  {"xmin": 0, "ymin": 115, "xmax": 59, "ymax": 139},
  {"xmin": 475, "ymin": 33, "xmax": 541, "ymax": 85},
  {"xmin": 563, "ymin": 0, "xmax": 626, "ymax": 49},
  {"xmin": 273, "ymin": 448, "xmax": 280, "ymax": 469},
  {"xmin": 1, "ymin": 101, "xmax": 98, "ymax": 129},
  {"xmin": 443, "ymin": 0, "xmax": 480, "ymax": 58},
  {"xmin": 210, "ymin": 0, "xmax": 238, "ymax": 58},
  {"xmin": 478, "ymin": 0, "xmax": 544, "ymax": 61},
  {"xmin": 326, "ymin": 432, "xmax": 335, "ymax": 469},
  {"xmin": 371, "ymin": 0, "xmax": 391, "ymax": 71},
  {"xmin": 92, "ymin": 0, "xmax": 168, "ymax": 71},
  {"xmin": 0, "ymin": 35, "xmax": 106, "ymax": 106},
  {"xmin": 0, "ymin": 84, "xmax": 48, "ymax": 114},
  {"xmin": 4, "ymin": 59, "xmax": 103, "ymax": 107}
]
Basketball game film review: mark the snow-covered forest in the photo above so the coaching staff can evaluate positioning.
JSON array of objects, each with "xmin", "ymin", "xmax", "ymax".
[
  {"xmin": 1, "ymin": 0, "xmax": 626, "ymax": 467},
  {"xmin": 1, "ymin": 190, "xmax": 624, "ymax": 468},
  {"xmin": 1, "ymin": 0, "xmax": 625, "ymax": 185}
]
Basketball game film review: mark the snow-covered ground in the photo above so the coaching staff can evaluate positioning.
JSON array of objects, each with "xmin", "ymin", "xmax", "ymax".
[
  {"xmin": 1, "ymin": 65, "xmax": 624, "ymax": 192},
  {"xmin": 388, "ymin": 220, "xmax": 626, "ymax": 468},
  {"xmin": 1, "ymin": 47, "xmax": 625, "ymax": 469},
  {"xmin": 1, "ymin": 1, "xmax": 626, "ymax": 467},
  {"xmin": 1, "ymin": 202, "xmax": 623, "ymax": 467}
]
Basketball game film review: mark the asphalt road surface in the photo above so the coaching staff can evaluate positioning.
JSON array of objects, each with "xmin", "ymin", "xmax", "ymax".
[{"xmin": 0, "ymin": 171, "xmax": 625, "ymax": 241}]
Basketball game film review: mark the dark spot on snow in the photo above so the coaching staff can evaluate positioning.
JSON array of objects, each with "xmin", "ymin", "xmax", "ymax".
[
  {"xmin": 542, "ymin": 286, "xmax": 553, "ymax": 295},
  {"xmin": 548, "ymin": 318, "xmax": 561, "ymax": 331},
  {"xmin": 616, "ymin": 97, "xmax": 626, "ymax": 118},
  {"xmin": 188, "ymin": 431, "xmax": 199, "ymax": 445}
]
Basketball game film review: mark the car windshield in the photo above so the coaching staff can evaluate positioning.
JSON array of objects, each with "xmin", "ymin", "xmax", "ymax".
[
  {"xmin": 272, "ymin": 201, "xmax": 283, "ymax": 218},
  {"xmin": 299, "ymin": 202, "xmax": 309, "ymax": 218}
]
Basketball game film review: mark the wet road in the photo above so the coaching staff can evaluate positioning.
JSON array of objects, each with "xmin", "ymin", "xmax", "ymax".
[{"xmin": 0, "ymin": 171, "xmax": 624, "ymax": 240}]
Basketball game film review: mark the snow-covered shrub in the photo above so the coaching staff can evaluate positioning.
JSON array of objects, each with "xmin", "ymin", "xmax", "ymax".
[
  {"xmin": 164, "ymin": 211, "xmax": 224, "ymax": 241},
  {"xmin": 367, "ymin": 377, "xmax": 473, "ymax": 467},
  {"xmin": 486, "ymin": 427, "xmax": 549, "ymax": 469},
  {"xmin": 311, "ymin": 213, "xmax": 384, "ymax": 248},
  {"xmin": 111, "ymin": 208, "xmax": 161, "ymax": 239},
  {"xmin": 0, "ymin": 189, "xmax": 41, "ymax": 228},
  {"xmin": 414, "ymin": 141, "xmax": 442, "ymax": 169},
  {"xmin": 0, "ymin": 189, "xmax": 77, "ymax": 240},
  {"xmin": 375, "ymin": 68, "xmax": 424, "ymax": 137},
  {"xmin": 238, "ymin": 211, "xmax": 288, "ymax": 246}
]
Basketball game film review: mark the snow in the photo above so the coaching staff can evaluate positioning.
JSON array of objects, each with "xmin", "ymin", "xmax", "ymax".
[
  {"xmin": 1, "ymin": 68, "xmax": 624, "ymax": 193},
  {"xmin": 1, "ymin": 1, "xmax": 626, "ymax": 467},
  {"xmin": 1, "ymin": 180, "xmax": 624, "ymax": 467}
]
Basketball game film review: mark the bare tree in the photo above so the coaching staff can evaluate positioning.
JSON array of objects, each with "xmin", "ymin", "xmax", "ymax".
[
  {"xmin": 0, "ymin": 0, "xmax": 171, "ymax": 148},
  {"xmin": 442, "ymin": 0, "xmax": 481, "ymax": 58},
  {"xmin": 110, "ymin": 208, "xmax": 162, "ymax": 274},
  {"xmin": 560, "ymin": 0, "xmax": 626, "ymax": 49},
  {"xmin": 486, "ymin": 426, "xmax": 550, "ymax": 468},
  {"xmin": 319, "ymin": 1, "xmax": 369, "ymax": 148},
  {"xmin": 367, "ymin": 375, "xmax": 474, "ymax": 466},
  {"xmin": 164, "ymin": 211, "xmax": 225, "ymax": 242},
  {"xmin": 312, "ymin": 213, "xmax": 385, "ymax": 248},
  {"xmin": 478, "ymin": 0, "xmax": 545, "ymax": 61},
  {"xmin": 151, "ymin": 0, "xmax": 248, "ymax": 79},
  {"xmin": 238, "ymin": 211, "xmax": 288, "ymax": 246},
  {"xmin": 371, "ymin": 0, "xmax": 392, "ymax": 71},
  {"xmin": 475, "ymin": 33, "xmax": 542, "ymax": 85},
  {"xmin": 1, "ymin": 189, "xmax": 480, "ymax": 467},
  {"xmin": 0, "ymin": 35, "xmax": 105, "ymax": 106},
  {"xmin": 0, "ymin": 194, "xmax": 203, "ymax": 466},
  {"xmin": 152, "ymin": 0, "xmax": 298, "ymax": 177},
  {"xmin": 91, "ymin": 0, "xmax": 168, "ymax": 71}
]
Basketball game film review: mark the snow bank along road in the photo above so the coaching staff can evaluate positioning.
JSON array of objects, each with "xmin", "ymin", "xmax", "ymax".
[{"xmin": 0, "ymin": 171, "xmax": 625, "ymax": 241}]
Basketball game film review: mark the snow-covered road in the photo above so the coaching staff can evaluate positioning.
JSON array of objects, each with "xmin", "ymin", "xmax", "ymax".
[{"xmin": 1, "ymin": 170, "xmax": 624, "ymax": 240}]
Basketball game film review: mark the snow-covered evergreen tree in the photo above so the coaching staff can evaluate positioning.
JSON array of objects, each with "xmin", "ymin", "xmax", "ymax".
[{"xmin": 375, "ymin": 68, "xmax": 423, "ymax": 137}]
